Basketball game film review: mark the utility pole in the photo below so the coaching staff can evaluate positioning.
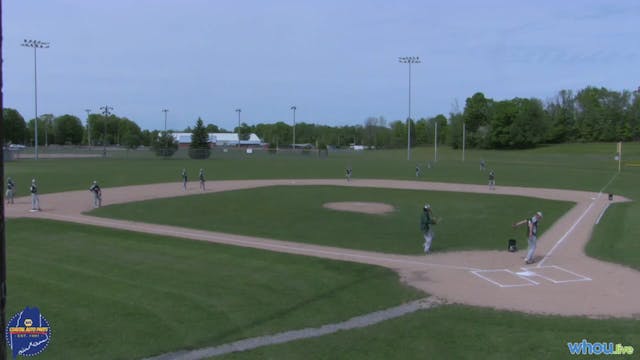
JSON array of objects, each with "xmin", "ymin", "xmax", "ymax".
[
  {"xmin": 162, "ymin": 109, "xmax": 169, "ymax": 134},
  {"xmin": 235, "ymin": 108, "xmax": 241, "ymax": 147},
  {"xmin": 85, "ymin": 109, "xmax": 91, "ymax": 147},
  {"xmin": 290, "ymin": 106, "xmax": 296, "ymax": 150},
  {"xmin": 434, "ymin": 121, "xmax": 438, "ymax": 162}
]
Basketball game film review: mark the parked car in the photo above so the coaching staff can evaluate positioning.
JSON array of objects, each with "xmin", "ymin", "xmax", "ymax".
[{"xmin": 8, "ymin": 144, "xmax": 26, "ymax": 149}]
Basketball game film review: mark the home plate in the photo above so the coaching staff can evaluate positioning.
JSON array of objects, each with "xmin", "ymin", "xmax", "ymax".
[{"xmin": 516, "ymin": 271, "xmax": 536, "ymax": 276}]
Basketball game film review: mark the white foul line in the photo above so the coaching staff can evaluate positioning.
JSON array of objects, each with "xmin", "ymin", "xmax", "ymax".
[
  {"xmin": 538, "ymin": 171, "xmax": 619, "ymax": 268},
  {"xmin": 597, "ymin": 172, "xmax": 619, "ymax": 196},
  {"xmin": 537, "ymin": 199, "xmax": 598, "ymax": 268},
  {"xmin": 595, "ymin": 203, "xmax": 610, "ymax": 225}
]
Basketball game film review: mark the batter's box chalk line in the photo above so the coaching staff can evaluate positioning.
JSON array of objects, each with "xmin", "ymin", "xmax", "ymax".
[
  {"xmin": 470, "ymin": 269, "xmax": 539, "ymax": 288},
  {"xmin": 520, "ymin": 265, "xmax": 592, "ymax": 284}
]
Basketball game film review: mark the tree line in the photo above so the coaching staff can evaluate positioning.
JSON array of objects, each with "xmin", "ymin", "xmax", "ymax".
[{"xmin": 4, "ymin": 85, "xmax": 639, "ymax": 150}]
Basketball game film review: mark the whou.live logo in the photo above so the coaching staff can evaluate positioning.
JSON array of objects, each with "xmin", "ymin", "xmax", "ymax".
[{"xmin": 567, "ymin": 339, "xmax": 634, "ymax": 355}]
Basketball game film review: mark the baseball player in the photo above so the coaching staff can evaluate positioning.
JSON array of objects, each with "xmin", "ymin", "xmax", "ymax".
[
  {"xmin": 89, "ymin": 180, "xmax": 102, "ymax": 208},
  {"xmin": 480, "ymin": 159, "xmax": 486, "ymax": 171},
  {"xmin": 488, "ymin": 170, "xmax": 495, "ymax": 190},
  {"xmin": 345, "ymin": 166, "xmax": 352, "ymax": 182},
  {"xmin": 181, "ymin": 168, "xmax": 188, "ymax": 191},
  {"xmin": 30, "ymin": 178, "xmax": 41, "ymax": 211},
  {"xmin": 513, "ymin": 211, "xmax": 543, "ymax": 264},
  {"xmin": 6, "ymin": 177, "xmax": 16, "ymax": 204},
  {"xmin": 415, "ymin": 164, "xmax": 421, "ymax": 177},
  {"xmin": 199, "ymin": 168, "xmax": 205, "ymax": 191},
  {"xmin": 420, "ymin": 203, "xmax": 438, "ymax": 254}
]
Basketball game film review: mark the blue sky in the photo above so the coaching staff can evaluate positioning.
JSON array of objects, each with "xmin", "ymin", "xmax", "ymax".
[{"xmin": 3, "ymin": 0, "xmax": 639, "ymax": 131}]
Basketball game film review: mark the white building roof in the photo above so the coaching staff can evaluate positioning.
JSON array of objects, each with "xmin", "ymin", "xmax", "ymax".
[{"xmin": 171, "ymin": 132, "xmax": 262, "ymax": 145}]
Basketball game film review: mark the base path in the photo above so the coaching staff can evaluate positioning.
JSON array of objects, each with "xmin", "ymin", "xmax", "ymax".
[{"xmin": 7, "ymin": 179, "xmax": 640, "ymax": 318}]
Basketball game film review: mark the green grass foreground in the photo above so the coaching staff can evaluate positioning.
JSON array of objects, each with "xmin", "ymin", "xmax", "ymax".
[
  {"xmin": 6, "ymin": 219, "xmax": 424, "ymax": 360},
  {"xmin": 90, "ymin": 186, "xmax": 574, "ymax": 254},
  {"xmin": 218, "ymin": 305, "xmax": 640, "ymax": 360}
]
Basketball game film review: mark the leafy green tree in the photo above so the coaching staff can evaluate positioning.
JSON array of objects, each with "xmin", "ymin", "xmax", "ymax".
[
  {"xmin": 140, "ymin": 130, "xmax": 155, "ymax": 147},
  {"xmin": 463, "ymin": 92, "xmax": 491, "ymax": 132},
  {"xmin": 205, "ymin": 123, "xmax": 220, "ymax": 133},
  {"xmin": 447, "ymin": 112, "xmax": 464, "ymax": 149},
  {"xmin": 3, "ymin": 108, "xmax": 27, "ymax": 145},
  {"xmin": 53, "ymin": 114, "xmax": 84, "ymax": 144},
  {"xmin": 236, "ymin": 122, "xmax": 252, "ymax": 141},
  {"xmin": 151, "ymin": 132, "xmax": 178, "ymax": 157},
  {"xmin": 117, "ymin": 118, "xmax": 142, "ymax": 148},
  {"xmin": 545, "ymin": 90, "xmax": 576, "ymax": 143},
  {"xmin": 39, "ymin": 114, "xmax": 55, "ymax": 146},
  {"xmin": 414, "ymin": 118, "xmax": 428, "ymax": 145},
  {"xmin": 488, "ymin": 100, "xmax": 518, "ymax": 148},
  {"xmin": 433, "ymin": 114, "xmax": 448, "ymax": 145},
  {"xmin": 189, "ymin": 117, "xmax": 210, "ymax": 159},
  {"xmin": 389, "ymin": 120, "xmax": 406, "ymax": 148}
]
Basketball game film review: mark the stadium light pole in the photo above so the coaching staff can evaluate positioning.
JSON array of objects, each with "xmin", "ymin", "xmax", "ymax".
[
  {"xmin": 399, "ymin": 56, "xmax": 420, "ymax": 161},
  {"xmin": 290, "ymin": 106, "xmax": 296, "ymax": 149},
  {"xmin": 100, "ymin": 105, "xmax": 113, "ymax": 158},
  {"xmin": 162, "ymin": 109, "xmax": 169, "ymax": 134},
  {"xmin": 21, "ymin": 39, "xmax": 50, "ymax": 160},
  {"xmin": 85, "ymin": 109, "xmax": 91, "ymax": 147},
  {"xmin": 235, "ymin": 108, "xmax": 241, "ymax": 147}
]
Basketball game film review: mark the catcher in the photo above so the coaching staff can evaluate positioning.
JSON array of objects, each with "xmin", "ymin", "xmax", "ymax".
[{"xmin": 89, "ymin": 180, "xmax": 102, "ymax": 208}]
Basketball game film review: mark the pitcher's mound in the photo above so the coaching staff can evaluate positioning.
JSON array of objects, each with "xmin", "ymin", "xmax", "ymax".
[{"xmin": 323, "ymin": 201, "xmax": 395, "ymax": 215}]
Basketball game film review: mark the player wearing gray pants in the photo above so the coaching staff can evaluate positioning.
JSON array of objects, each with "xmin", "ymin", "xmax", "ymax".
[
  {"xmin": 89, "ymin": 181, "xmax": 102, "ymax": 208},
  {"xmin": 513, "ymin": 211, "xmax": 543, "ymax": 264},
  {"xmin": 420, "ymin": 203, "xmax": 438, "ymax": 254},
  {"xmin": 30, "ymin": 179, "xmax": 40, "ymax": 211}
]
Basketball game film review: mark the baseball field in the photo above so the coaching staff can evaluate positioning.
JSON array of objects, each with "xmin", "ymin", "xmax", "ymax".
[{"xmin": 4, "ymin": 143, "xmax": 640, "ymax": 359}]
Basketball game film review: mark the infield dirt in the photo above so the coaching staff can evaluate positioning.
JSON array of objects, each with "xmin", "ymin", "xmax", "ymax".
[{"xmin": 6, "ymin": 179, "xmax": 639, "ymax": 318}]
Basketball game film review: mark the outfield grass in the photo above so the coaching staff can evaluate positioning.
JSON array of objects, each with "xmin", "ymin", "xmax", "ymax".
[
  {"xmin": 6, "ymin": 142, "xmax": 637, "ymax": 196},
  {"xmin": 90, "ymin": 186, "xmax": 573, "ymax": 254},
  {"xmin": 6, "ymin": 219, "xmax": 424, "ymax": 360},
  {"xmin": 218, "ymin": 305, "xmax": 640, "ymax": 360}
]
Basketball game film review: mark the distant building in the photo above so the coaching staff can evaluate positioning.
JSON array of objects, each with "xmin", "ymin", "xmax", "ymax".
[{"xmin": 171, "ymin": 133, "xmax": 263, "ymax": 148}]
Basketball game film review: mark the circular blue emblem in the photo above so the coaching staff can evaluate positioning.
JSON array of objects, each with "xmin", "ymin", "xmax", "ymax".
[{"xmin": 5, "ymin": 307, "xmax": 51, "ymax": 358}]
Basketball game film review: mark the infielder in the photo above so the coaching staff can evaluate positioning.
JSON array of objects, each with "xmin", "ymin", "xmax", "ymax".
[
  {"xmin": 420, "ymin": 203, "xmax": 438, "ymax": 254},
  {"xmin": 199, "ymin": 168, "xmax": 206, "ymax": 191},
  {"xmin": 30, "ymin": 178, "xmax": 41, "ymax": 211},
  {"xmin": 345, "ymin": 166, "xmax": 352, "ymax": 182},
  {"xmin": 181, "ymin": 168, "xmax": 188, "ymax": 191},
  {"xmin": 488, "ymin": 170, "xmax": 495, "ymax": 190},
  {"xmin": 513, "ymin": 211, "xmax": 543, "ymax": 264},
  {"xmin": 89, "ymin": 180, "xmax": 102, "ymax": 208},
  {"xmin": 6, "ymin": 177, "xmax": 16, "ymax": 204}
]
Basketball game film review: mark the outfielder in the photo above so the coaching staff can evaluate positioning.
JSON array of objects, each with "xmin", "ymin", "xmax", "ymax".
[
  {"xmin": 89, "ymin": 180, "xmax": 102, "ymax": 208},
  {"xmin": 6, "ymin": 177, "xmax": 16, "ymax": 204},
  {"xmin": 420, "ymin": 203, "xmax": 438, "ymax": 254},
  {"xmin": 30, "ymin": 178, "xmax": 41, "ymax": 211},
  {"xmin": 513, "ymin": 211, "xmax": 543, "ymax": 264},
  {"xmin": 199, "ymin": 168, "xmax": 206, "ymax": 191},
  {"xmin": 181, "ymin": 168, "xmax": 188, "ymax": 191},
  {"xmin": 488, "ymin": 170, "xmax": 495, "ymax": 190}
]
